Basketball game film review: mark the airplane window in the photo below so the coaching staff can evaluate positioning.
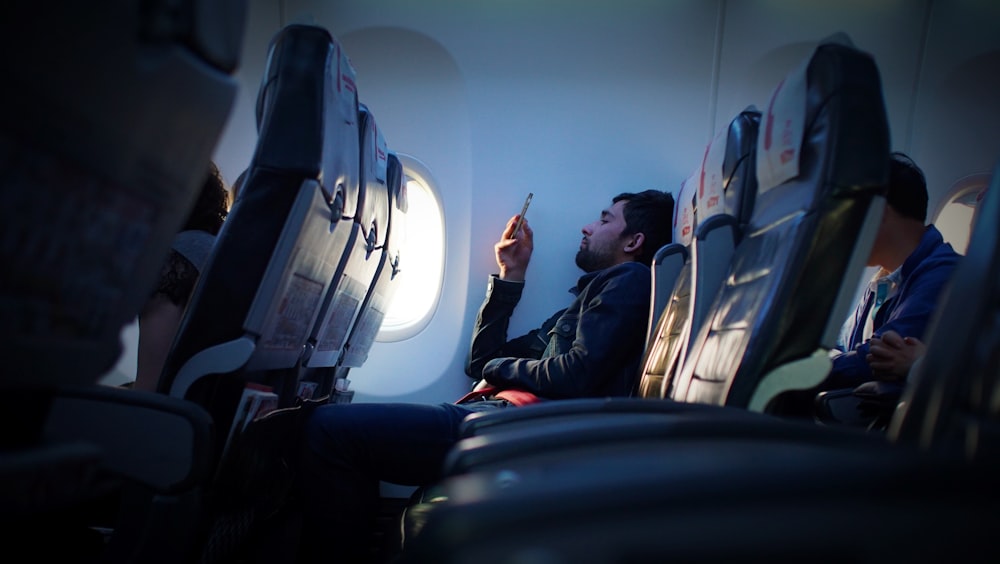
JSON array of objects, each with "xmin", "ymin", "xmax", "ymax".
[
  {"xmin": 377, "ymin": 154, "xmax": 445, "ymax": 341},
  {"xmin": 933, "ymin": 173, "xmax": 989, "ymax": 256}
]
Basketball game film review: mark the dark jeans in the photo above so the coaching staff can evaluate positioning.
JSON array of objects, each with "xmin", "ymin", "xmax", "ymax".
[{"xmin": 296, "ymin": 399, "xmax": 509, "ymax": 563}]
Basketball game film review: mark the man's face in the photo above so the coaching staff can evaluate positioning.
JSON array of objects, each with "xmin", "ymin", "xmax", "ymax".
[
  {"xmin": 575, "ymin": 199, "xmax": 630, "ymax": 272},
  {"xmin": 867, "ymin": 205, "xmax": 895, "ymax": 267}
]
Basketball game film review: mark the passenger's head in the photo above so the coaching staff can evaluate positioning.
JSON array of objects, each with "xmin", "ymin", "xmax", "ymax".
[
  {"xmin": 886, "ymin": 151, "xmax": 928, "ymax": 223},
  {"xmin": 576, "ymin": 189, "xmax": 675, "ymax": 272},
  {"xmin": 184, "ymin": 161, "xmax": 229, "ymax": 235},
  {"xmin": 867, "ymin": 152, "xmax": 930, "ymax": 269}
]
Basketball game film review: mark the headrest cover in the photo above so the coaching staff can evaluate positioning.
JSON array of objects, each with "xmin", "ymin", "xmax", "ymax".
[
  {"xmin": 674, "ymin": 171, "xmax": 697, "ymax": 247},
  {"xmin": 337, "ymin": 42, "xmax": 358, "ymax": 124},
  {"xmin": 756, "ymin": 53, "xmax": 809, "ymax": 193},
  {"xmin": 698, "ymin": 126, "xmax": 728, "ymax": 222},
  {"xmin": 373, "ymin": 114, "xmax": 388, "ymax": 184},
  {"xmin": 388, "ymin": 153, "xmax": 407, "ymax": 214},
  {"xmin": 360, "ymin": 105, "xmax": 389, "ymax": 186}
]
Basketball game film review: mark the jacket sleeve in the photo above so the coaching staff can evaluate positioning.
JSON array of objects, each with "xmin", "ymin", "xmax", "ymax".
[
  {"xmin": 465, "ymin": 276, "xmax": 560, "ymax": 380},
  {"xmin": 482, "ymin": 264, "xmax": 650, "ymax": 399}
]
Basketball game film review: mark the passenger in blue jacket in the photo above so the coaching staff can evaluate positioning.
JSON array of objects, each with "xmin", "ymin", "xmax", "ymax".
[
  {"xmin": 294, "ymin": 189, "xmax": 674, "ymax": 563},
  {"xmin": 830, "ymin": 152, "xmax": 961, "ymax": 389}
]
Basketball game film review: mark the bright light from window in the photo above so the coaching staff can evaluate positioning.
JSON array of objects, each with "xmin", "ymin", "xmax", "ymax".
[{"xmin": 378, "ymin": 156, "xmax": 445, "ymax": 341}]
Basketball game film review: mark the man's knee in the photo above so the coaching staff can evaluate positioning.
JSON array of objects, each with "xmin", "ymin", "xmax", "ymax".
[{"xmin": 302, "ymin": 404, "xmax": 360, "ymax": 458}]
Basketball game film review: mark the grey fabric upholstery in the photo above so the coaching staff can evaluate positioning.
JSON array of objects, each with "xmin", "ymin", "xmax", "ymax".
[
  {"xmin": 340, "ymin": 152, "xmax": 407, "ymax": 368},
  {"xmin": 302, "ymin": 103, "xmax": 390, "ymax": 378}
]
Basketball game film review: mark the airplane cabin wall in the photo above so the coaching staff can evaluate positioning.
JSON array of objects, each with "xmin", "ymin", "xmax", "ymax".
[{"xmin": 206, "ymin": 0, "xmax": 1000, "ymax": 405}]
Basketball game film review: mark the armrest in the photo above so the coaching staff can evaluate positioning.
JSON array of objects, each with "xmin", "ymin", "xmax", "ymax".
[
  {"xmin": 459, "ymin": 397, "xmax": 727, "ymax": 438},
  {"xmin": 43, "ymin": 385, "xmax": 214, "ymax": 493},
  {"xmin": 814, "ymin": 380, "xmax": 903, "ymax": 430},
  {"xmin": 447, "ymin": 404, "xmax": 879, "ymax": 475},
  {"xmin": 0, "ymin": 441, "xmax": 105, "ymax": 519},
  {"xmin": 460, "ymin": 398, "xmax": 625, "ymax": 437}
]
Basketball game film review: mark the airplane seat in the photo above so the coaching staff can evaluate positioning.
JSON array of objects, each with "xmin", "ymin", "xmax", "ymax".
[
  {"xmin": 635, "ymin": 175, "xmax": 696, "ymax": 397},
  {"xmin": 887, "ymin": 159, "xmax": 1000, "ymax": 458},
  {"xmin": 339, "ymin": 151, "xmax": 407, "ymax": 371},
  {"xmin": 663, "ymin": 106, "xmax": 761, "ymax": 399},
  {"xmin": 672, "ymin": 34, "xmax": 890, "ymax": 416},
  {"xmin": 643, "ymin": 244, "xmax": 688, "ymax": 373},
  {"xmin": 160, "ymin": 19, "xmax": 359, "ymax": 429},
  {"xmin": 300, "ymin": 103, "xmax": 390, "ymax": 398},
  {"xmin": 0, "ymin": 0, "xmax": 245, "ymax": 558},
  {"xmin": 132, "ymin": 23, "xmax": 361, "ymax": 563}
]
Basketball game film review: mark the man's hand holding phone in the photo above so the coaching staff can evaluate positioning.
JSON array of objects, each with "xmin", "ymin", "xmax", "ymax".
[
  {"xmin": 496, "ymin": 192, "xmax": 534, "ymax": 281},
  {"xmin": 510, "ymin": 192, "xmax": 533, "ymax": 239}
]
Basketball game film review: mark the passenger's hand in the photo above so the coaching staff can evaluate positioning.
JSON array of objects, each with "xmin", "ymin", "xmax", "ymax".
[
  {"xmin": 866, "ymin": 330, "xmax": 926, "ymax": 380},
  {"xmin": 495, "ymin": 215, "xmax": 533, "ymax": 281}
]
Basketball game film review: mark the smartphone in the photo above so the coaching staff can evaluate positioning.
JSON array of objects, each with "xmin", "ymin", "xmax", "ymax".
[{"xmin": 510, "ymin": 192, "xmax": 533, "ymax": 239}]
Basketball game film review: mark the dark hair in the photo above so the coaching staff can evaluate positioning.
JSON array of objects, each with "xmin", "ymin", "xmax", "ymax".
[
  {"xmin": 184, "ymin": 161, "xmax": 229, "ymax": 235},
  {"xmin": 887, "ymin": 152, "xmax": 928, "ymax": 222},
  {"xmin": 613, "ymin": 189, "xmax": 676, "ymax": 266}
]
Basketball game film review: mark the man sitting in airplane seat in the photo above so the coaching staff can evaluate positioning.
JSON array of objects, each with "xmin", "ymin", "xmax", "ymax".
[
  {"xmin": 862, "ymin": 155, "xmax": 989, "ymax": 382},
  {"xmin": 294, "ymin": 189, "xmax": 675, "ymax": 563},
  {"xmin": 132, "ymin": 161, "xmax": 230, "ymax": 391},
  {"xmin": 827, "ymin": 151, "xmax": 961, "ymax": 390}
]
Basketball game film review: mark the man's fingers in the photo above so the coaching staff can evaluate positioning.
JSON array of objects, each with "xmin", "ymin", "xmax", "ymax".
[{"xmin": 879, "ymin": 331, "xmax": 906, "ymax": 348}]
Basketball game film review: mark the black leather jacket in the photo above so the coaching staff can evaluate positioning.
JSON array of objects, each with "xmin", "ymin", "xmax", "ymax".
[{"xmin": 465, "ymin": 261, "xmax": 651, "ymax": 399}]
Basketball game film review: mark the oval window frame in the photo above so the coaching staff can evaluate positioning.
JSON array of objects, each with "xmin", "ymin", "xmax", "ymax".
[
  {"xmin": 932, "ymin": 172, "xmax": 990, "ymax": 255},
  {"xmin": 376, "ymin": 153, "xmax": 446, "ymax": 342}
]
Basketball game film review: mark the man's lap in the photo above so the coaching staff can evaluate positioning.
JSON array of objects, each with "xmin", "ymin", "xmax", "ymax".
[{"xmin": 303, "ymin": 399, "xmax": 510, "ymax": 486}]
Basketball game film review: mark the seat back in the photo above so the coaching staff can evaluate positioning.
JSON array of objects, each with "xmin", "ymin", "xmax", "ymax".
[
  {"xmin": 340, "ymin": 152, "xmax": 407, "ymax": 368},
  {"xmin": 302, "ymin": 104, "xmax": 389, "ymax": 381},
  {"xmin": 126, "ymin": 24, "xmax": 365, "ymax": 562},
  {"xmin": 0, "ymin": 0, "xmax": 244, "ymax": 549},
  {"xmin": 889, "ymin": 160, "xmax": 1000, "ymax": 458},
  {"xmin": 645, "ymin": 244, "xmax": 688, "ymax": 358},
  {"xmin": 674, "ymin": 36, "xmax": 890, "ymax": 413},
  {"xmin": 635, "ymin": 174, "xmax": 695, "ymax": 397},
  {"xmin": 637, "ymin": 108, "xmax": 760, "ymax": 399},
  {"xmin": 672, "ymin": 107, "xmax": 761, "ymax": 396},
  {"xmin": 158, "ymin": 23, "xmax": 360, "ymax": 446},
  {"xmin": 1, "ymin": 3, "xmax": 242, "ymax": 390}
]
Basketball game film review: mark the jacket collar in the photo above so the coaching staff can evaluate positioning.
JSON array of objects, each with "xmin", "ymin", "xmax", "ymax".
[{"xmin": 900, "ymin": 225, "xmax": 945, "ymax": 281}]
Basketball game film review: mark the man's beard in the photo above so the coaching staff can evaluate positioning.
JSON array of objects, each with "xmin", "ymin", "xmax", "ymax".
[{"xmin": 575, "ymin": 247, "xmax": 610, "ymax": 273}]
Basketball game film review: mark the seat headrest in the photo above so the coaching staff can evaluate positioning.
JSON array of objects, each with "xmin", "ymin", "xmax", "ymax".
[
  {"xmin": 755, "ymin": 53, "xmax": 810, "ymax": 193},
  {"xmin": 697, "ymin": 126, "xmax": 729, "ymax": 223},
  {"xmin": 673, "ymin": 170, "xmax": 698, "ymax": 246},
  {"xmin": 755, "ymin": 33, "xmax": 859, "ymax": 195}
]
